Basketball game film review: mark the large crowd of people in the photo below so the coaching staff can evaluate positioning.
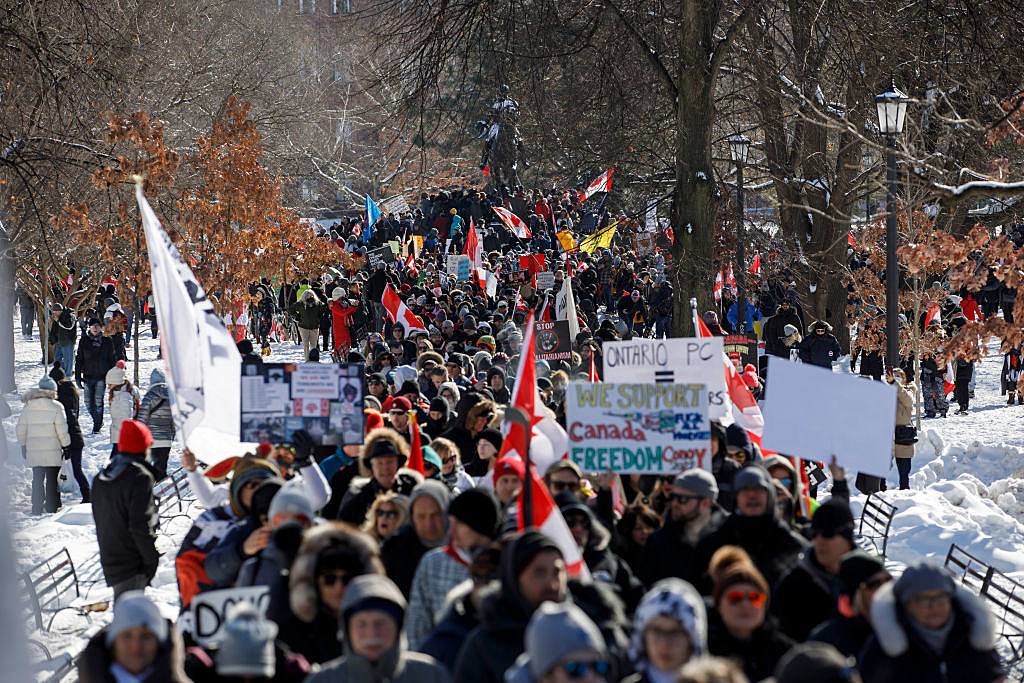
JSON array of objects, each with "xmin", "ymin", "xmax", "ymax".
[{"xmin": 10, "ymin": 183, "xmax": 1014, "ymax": 682}]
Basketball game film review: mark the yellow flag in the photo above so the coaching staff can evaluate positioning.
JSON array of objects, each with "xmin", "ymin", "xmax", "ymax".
[
  {"xmin": 579, "ymin": 221, "xmax": 618, "ymax": 254},
  {"xmin": 555, "ymin": 230, "xmax": 578, "ymax": 252}
]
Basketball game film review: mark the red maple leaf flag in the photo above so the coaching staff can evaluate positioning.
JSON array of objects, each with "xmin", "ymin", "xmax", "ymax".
[
  {"xmin": 588, "ymin": 352, "xmax": 599, "ymax": 383},
  {"xmin": 381, "ymin": 284, "xmax": 427, "ymax": 335},
  {"xmin": 714, "ymin": 269, "xmax": 724, "ymax": 302},
  {"xmin": 492, "ymin": 206, "xmax": 532, "ymax": 239},
  {"xmin": 726, "ymin": 264, "xmax": 736, "ymax": 292},
  {"xmin": 579, "ymin": 168, "xmax": 614, "ymax": 203},
  {"xmin": 406, "ymin": 411, "xmax": 424, "ymax": 475},
  {"xmin": 517, "ymin": 464, "xmax": 591, "ymax": 581},
  {"xmin": 694, "ymin": 310, "xmax": 764, "ymax": 438},
  {"xmin": 749, "ymin": 254, "xmax": 761, "ymax": 276},
  {"xmin": 463, "ymin": 219, "xmax": 486, "ymax": 290}
]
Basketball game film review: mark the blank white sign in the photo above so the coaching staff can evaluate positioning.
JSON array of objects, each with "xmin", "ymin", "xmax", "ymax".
[{"xmin": 761, "ymin": 357, "xmax": 896, "ymax": 477}]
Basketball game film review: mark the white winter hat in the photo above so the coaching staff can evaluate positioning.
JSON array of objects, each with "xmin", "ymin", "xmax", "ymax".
[
  {"xmin": 105, "ymin": 365, "xmax": 126, "ymax": 385},
  {"xmin": 331, "ymin": 287, "xmax": 344, "ymax": 301},
  {"xmin": 783, "ymin": 324, "xmax": 799, "ymax": 337},
  {"xmin": 106, "ymin": 591, "xmax": 167, "ymax": 646}
]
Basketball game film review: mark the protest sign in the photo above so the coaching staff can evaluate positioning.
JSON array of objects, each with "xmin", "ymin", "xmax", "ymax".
[
  {"xmin": 446, "ymin": 254, "xmax": 461, "ymax": 274},
  {"xmin": 535, "ymin": 271, "xmax": 555, "ymax": 290},
  {"xmin": 534, "ymin": 320, "xmax": 572, "ymax": 361},
  {"xmin": 455, "ymin": 255, "xmax": 472, "ymax": 282},
  {"xmin": 602, "ymin": 337, "xmax": 728, "ymax": 419},
  {"xmin": 723, "ymin": 334, "xmax": 758, "ymax": 372},
  {"xmin": 381, "ymin": 194, "xmax": 410, "ymax": 216},
  {"xmin": 761, "ymin": 357, "xmax": 896, "ymax": 477},
  {"xmin": 191, "ymin": 586, "xmax": 270, "ymax": 646},
  {"xmin": 366, "ymin": 245, "xmax": 394, "ymax": 270},
  {"xmin": 565, "ymin": 382, "xmax": 710, "ymax": 474},
  {"xmin": 240, "ymin": 363, "xmax": 365, "ymax": 446}
]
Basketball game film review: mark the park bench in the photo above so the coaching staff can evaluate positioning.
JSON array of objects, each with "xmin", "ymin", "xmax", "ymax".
[
  {"xmin": 855, "ymin": 491, "xmax": 898, "ymax": 560},
  {"xmin": 22, "ymin": 547, "xmax": 82, "ymax": 631},
  {"xmin": 154, "ymin": 466, "xmax": 195, "ymax": 532},
  {"xmin": 945, "ymin": 544, "xmax": 1024, "ymax": 675}
]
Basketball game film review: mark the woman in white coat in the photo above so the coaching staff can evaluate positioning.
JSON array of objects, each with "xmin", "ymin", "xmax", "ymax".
[
  {"xmin": 17, "ymin": 376, "xmax": 71, "ymax": 514},
  {"xmin": 105, "ymin": 362, "xmax": 140, "ymax": 456}
]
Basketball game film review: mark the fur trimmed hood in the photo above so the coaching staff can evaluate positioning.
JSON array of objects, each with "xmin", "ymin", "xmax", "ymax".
[
  {"xmin": 288, "ymin": 522, "xmax": 384, "ymax": 623},
  {"xmin": 869, "ymin": 581, "xmax": 997, "ymax": 658},
  {"xmin": 464, "ymin": 398, "xmax": 496, "ymax": 431},
  {"xmin": 358, "ymin": 428, "xmax": 409, "ymax": 474}
]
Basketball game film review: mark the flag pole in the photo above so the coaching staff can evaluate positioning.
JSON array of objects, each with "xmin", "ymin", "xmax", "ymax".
[
  {"xmin": 504, "ymin": 406, "xmax": 532, "ymax": 525},
  {"xmin": 690, "ymin": 297, "xmax": 699, "ymax": 336}
]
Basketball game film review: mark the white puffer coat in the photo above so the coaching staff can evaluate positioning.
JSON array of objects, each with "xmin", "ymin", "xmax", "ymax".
[{"xmin": 16, "ymin": 388, "xmax": 71, "ymax": 467}]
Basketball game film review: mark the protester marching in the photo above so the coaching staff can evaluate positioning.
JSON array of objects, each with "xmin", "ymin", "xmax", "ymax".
[{"xmin": 4, "ymin": 175, "xmax": 1022, "ymax": 683}]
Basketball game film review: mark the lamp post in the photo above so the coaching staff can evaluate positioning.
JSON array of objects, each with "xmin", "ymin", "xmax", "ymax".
[
  {"xmin": 729, "ymin": 134, "xmax": 751, "ymax": 334},
  {"xmin": 875, "ymin": 76, "xmax": 909, "ymax": 369}
]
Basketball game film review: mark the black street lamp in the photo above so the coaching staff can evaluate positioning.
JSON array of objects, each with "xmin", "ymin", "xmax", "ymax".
[
  {"xmin": 729, "ymin": 134, "xmax": 751, "ymax": 334},
  {"xmin": 875, "ymin": 77, "xmax": 909, "ymax": 368}
]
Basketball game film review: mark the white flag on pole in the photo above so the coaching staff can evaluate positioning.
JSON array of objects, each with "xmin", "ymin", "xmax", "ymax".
[{"xmin": 136, "ymin": 183, "xmax": 245, "ymax": 466}]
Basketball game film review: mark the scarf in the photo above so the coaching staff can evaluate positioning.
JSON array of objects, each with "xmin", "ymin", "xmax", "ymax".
[{"xmin": 911, "ymin": 615, "xmax": 954, "ymax": 656}]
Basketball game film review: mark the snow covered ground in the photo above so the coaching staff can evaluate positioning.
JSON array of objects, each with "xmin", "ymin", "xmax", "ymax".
[{"xmin": 2, "ymin": 321, "xmax": 1023, "ymax": 678}]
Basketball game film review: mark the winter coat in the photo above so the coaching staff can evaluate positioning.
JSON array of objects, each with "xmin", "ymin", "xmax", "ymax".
[
  {"xmin": 706, "ymin": 609, "xmax": 794, "ymax": 682},
  {"xmin": 91, "ymin": 454, "xmax": 159, "ymax": 586},
  {"xmin": 858, "ymin": 583, "xmax": 1003, "ymax": 683},
  {"xmin": 107, "ymin": 377, "xmax": 141, "ymax": 445},
  {"xmin": 75, "ymin": 332, "xmax": 116, "ymax": 382},
  {"xmin": 175, "ymin": 505, "xmax": 237, "ymax": 611},
  {"xmin": 798, "ymin": 329, "xmax": 843, "ymax": 368},
  {"xmin": 571, "ymin": 504, "xmax": 643, "ymax": 612},
  {"xmin": 77, "ymin": 619, "xmax": 190, "ymax": 683},
  {"xmin": 894, "ymin": 380, "xmax": 916, "ymax": 459},
  {"xmin": 419, "ymin": 583, "xmax": 478, "ymax": 672},
  {"xmin": 49, "ymin": 310, "xmax": 78, "ymax": 347},
  {"xmin": 771, "ymin": 548, "xmax": 843, "ymax": 642},
  {"xmin": 380, "ymin": 523, "xmax": 435, "ymax": 598},
  {"xmin": 1001, "ymin": 346, "xmax": 1022, "ymax": 394},
  {"xmin": 55, "ymin": 380, "xmax": 85, "ymax": 449},
  {"xmin": 762, "ymin": 307, "xmax": 804, "ymax": 357},
  {"xmin": 641, "ymin": 506, "xmax": 726, "ymax": 587},
  {"xmin": 451, "ymin": 580, "xmax": 535, "ymax": 683},
  {"xmin": 330, "ymin": 301, "xmax": 357, "ymax": 349},
  {"xmin": 337, "ymin": 470, "xmax": 421, "ymax": 525},
  {"xmin": 304, "ymin": 574, "xmax": 451, "ymax": 683},
  {"xmin": 138, "ymin": 368, "xmax": 175, "ymax": 447},
  {"xmin": 808, "ymin": 613, "xmax": 873, "ymax": 658},
  {"xmin": 16, "ymin": 388, "xmax": 71, "ymax": 467},
  {"xmin": 290, "ymin": 293, "xmax": 323, "ymax": 330}
]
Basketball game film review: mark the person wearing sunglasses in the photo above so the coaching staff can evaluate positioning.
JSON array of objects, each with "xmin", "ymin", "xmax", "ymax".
[
  {"xmin": 278, "ymin": 521, "xmax": 385, "ymax": 666},
  {"xmin": 360, "ymin": 491, "xmax": 410, "ymax": 544},
  {"xmin": 305, "ymin": 574, "xmax": 451, "ymax": 683},
  {"xmin": 772, "ymin": 498, "xmax": 857, "ymax": 641},
  {"xmin": 707, "ymin": 545, "xmax": 794, "ymax": 682},
  {"xmin": 643, "ymin": 469, "xmax": 726, "ymax": 587},
  {"xmin": 367, "ymin": 372, "xmax": 389, "ymax": 401},
  {"xmin": 808, "ymin": 550, "xmax": 889, "ymax": 657},
  {"xmin": 544, "ymin": 460, "xmax": 584, "ymax": 500},
  {"xmin": 859, "ymin": 562, "xmax": 1004, "ymax": 683},
  {"xmin": 431, "ymin": 436, "xmax": 474, "ymax": 495},
  {"xmin": 506, "ymin": 601, "xmax": 611, "ymax": 683},
  {"xmin": 625, "ymin": 577, "xmax": 707, "ymax": 682}
]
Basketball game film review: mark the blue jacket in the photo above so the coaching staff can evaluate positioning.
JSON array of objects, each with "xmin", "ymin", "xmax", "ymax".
[{"xmin": 726, "ymin": 302, "xmax": 763, "ymax": 331}]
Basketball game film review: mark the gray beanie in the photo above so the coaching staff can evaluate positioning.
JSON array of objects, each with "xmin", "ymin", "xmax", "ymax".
[
  {"xmin": 216, "ymin": 602, "xmax": 278, "ymax": 678},
  {"xmin": 517, "ymin": 601, "xmax": 607, "ymax": 679},
  {"xmin": 783, "ymin": 324, "xmax": 799, "ymax": 337},
  {"xmin": 106, "ymin": 591, "xmax": 167, "ymax": 646},
  {"xmin": 38, "ymin": 375, "xmax": 57, "ymax": 391},
  {"xmin": 674, "ymin": 469, "xmax": 719, "ymax": 501},
  {"xmin": 267, "ymin": 480, "xmax": 314, "ymax": 529},
  {"xmin": 893, "ymin": 562, "xmax": 955, "ymax": 605}
]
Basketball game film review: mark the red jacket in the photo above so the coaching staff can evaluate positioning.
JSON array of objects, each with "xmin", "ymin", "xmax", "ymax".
[{"xmin": 331, "ymin": 301, "xmax": 357, "ymax": 349}]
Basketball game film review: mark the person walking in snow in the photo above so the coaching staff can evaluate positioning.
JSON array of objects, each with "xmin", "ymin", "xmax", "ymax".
[
  {"xmin": 1002, "ymin": 345, "xmax": 1022, "ymax": 405},
  {"xmin": 799, "ymin": 321, "xmax": 842, "ymax": 368},
  {"xmin": 75, "ymin": 317, "xmax": 116, "ymax": 433},
  {"xmin": 16, "ymin": 375, "xmax": 71, "ymax": 514},
  {"xmin": 106, "ymin": 362, "xmax": 141, "ymax": 457},
  {"xmin": 919, "ymin": 351, "xmax": 948, "ymax": 418},
  {"xmin": 49, "ymin": 362, "xmax": 90, "ymax": 503},
  {"xmin": 137, "ymin": 368, "xmax": 175, "ymax": 481}
]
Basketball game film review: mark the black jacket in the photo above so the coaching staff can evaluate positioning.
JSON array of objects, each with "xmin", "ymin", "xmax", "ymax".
[
  {"xmin": 380, "ymin": 524, "xmax": 433, "ymax": 598},
  {"xmin": 641, "ymin": 506, "xmax": 726, "ymax": 587},
  {"xmin": 75, "ymin": 332, "xmax": 116, "ymax": 382},
  {"xmin": 49, "ymin": 310, "xmax": 78, "ymax": 347},
  {"xmin": 707, "ymin": 610, "xmax": 794, "ymax": 682},
  {"xmin": 337, "ymin": 472, "xmax": 420, "ymax": 525},
  {"xmin": 799, "ymin": 331, "xmax": 843, "ymax": 368},
  {"xmin": 762, "ymin": 307, "xmax": 803, "ymax": 357},
  {"xmin": 78, "ymin": 619, "xmax": 188, "ymax": 683},
  {"xmin": 771, "ymin": 549, "xmax": 842, "ymax": 641},
  {"xmin": 693, "ymin": 511, "xmax": 808, "ymax": 593},
  {"xmin": 91, "ymin": 454, "xmax": 159, "ymax": 586},
  {"xmin": 55, "ymin": 379, "xmax": 85, "ymax": 449},
  {"xmin": 808, "ymin": 613, "xmax": 873, "ymax": 658}
]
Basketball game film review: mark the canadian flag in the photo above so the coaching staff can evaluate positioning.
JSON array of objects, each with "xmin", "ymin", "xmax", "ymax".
[
  {"xmin": 498, "ymin": 313, "xmax": 568, "ymax": 476},
  {"xmin": 944, "ymin": 362, "xmax": 955, "ymax": 397},
  {"xmin": 714, "ymin": 270, "xmax": 724, "ymax": 302},
  {"xmin": 381, "ymin": 284, "xmax": 426, "ymax": 335},
  {"xmin": 574, "ymin": 261, "xmax": 590, "ymax": 276},
  {"xmin": 514, "ymin": 291, "xmax": 528, "ymax": 313},
  {"xmin": 406, "ymin": 412, "xmax": 425, "ymax": 475},
  {"xmin": 518, "ymin": 465, "xmax": 591, "ymax": 581},
  {"xmin": 924, "ymin": 302, "xmax": 942, "ymax": 328},
  {"xmin": 588, "ymin": 352, "xmax": 599, "ymax": 383},
  {"xmin": 694, "ymin": 310, "xmax": 764, "ymax": 438},
  {"xmin": 749, "ymin": 254, "xmax": 761, "ymax": 276},
  {"xmin": 579, "ymin": 168, "xmax": 614, "ymax": 203},
  {"xmin": 464, "ymin": 219, "xmax": 486, "ymax": 290},
  {"xmin": 492, "ymin": 206, "xmax": 531, "ymax": 239},
  {"xmin": 726, "ymin": 264, "xmax": 736, "ymax": 293}
]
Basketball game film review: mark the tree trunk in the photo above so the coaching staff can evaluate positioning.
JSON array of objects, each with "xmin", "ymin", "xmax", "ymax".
[{"xmin": 0, "ymin": 224, "xmax": 14, "ymax": 392}]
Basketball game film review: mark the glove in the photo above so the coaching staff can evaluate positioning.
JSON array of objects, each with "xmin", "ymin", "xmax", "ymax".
[
  {"xmin": 61, "ymin": 446, "xmax": 71, "ymax": 460},
  {"xmin": 290, "ymin": 429, "xmax": 314, "ymax": 467}
]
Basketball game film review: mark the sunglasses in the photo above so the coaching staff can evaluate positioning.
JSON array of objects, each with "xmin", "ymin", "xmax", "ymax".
[
  {"xmin": 445, "ymin": 363, "xmax": 458, "ymax": 368},
  {"xmin": 442, "ymin": 455, "xmax": 457, "ymax": 465},
  {"xmin": 369, "ymin": 380, "xmax": 382, "ymax": 386},
  {"xmin": 389, "ymin": 409, "xmax": 407, "ymax": 416},
  {"xmin": 670, "ymin": 493, "xmax": 698, "ymax": 504},
  {"xmin": 317, "ymin": 571, "xmax": 351, "ymax": 587},
  {"xmin": 561, "ymin": 660, "xmax": 610, "ymax": 678},
  {"xmin": 551, "ymin": 480, "xmax": 580, "ymax": 492},
  {"xmin": 862, "ymin": 574, "xmax": 893, "ymax": 590},
  {"xmin": 725, "ymin": 589, "xmax": 767, "ymax": 608},
  {"xmin": 376, "ymin": 509, "xmax": 399, "ymax": 519},
  {"xmin": 814, "ymin": 525, "xmax": 853, "ymax": 539}
]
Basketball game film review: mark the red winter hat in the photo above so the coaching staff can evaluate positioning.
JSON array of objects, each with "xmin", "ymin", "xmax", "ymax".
[
  {"xmin": 118, "ymin": 420, "xmax": 154, "ymax": 454},
  {"xmin": 390, "ymin": 396, "xmax": 412, "ymax": 412},
  {"xmin": 364, "ymin": 408, "xmax": 385, "ymax": 434},
  {"xmin": 493, "ymin": 455, "xmax": 525, "ymax": 485},
  {"xmin": 741, "ymin": 364, "xmax": 759, "ymax": 388}
]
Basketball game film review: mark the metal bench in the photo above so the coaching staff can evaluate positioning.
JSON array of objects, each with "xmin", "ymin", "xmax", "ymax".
[
  {"xmin": 154, "ymin": 466, "xmax": 195, "ymax": 531},
  {"xmin": 855, "ymin": 492, "xmax": 898, "ymax": 560},
  {"xmin": 945, "ymin": 544, "xmax": 1024, "ymax": 675},
  {"xmin": 23, "ymin": 547, "xmax": 80, "ymax": 631}
]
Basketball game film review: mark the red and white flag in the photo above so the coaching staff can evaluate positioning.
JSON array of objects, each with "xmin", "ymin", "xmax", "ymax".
[
  {"xmin": 694, "ymin": 310, "xmax": 764, "ymax": 438},
  {"xmin": 464, "ymin": 219, "xmax": 486, "ymax": 290},
  {"xmin": 726, "ymin": 264, "xmax": 736, "ymax": 293},
  {"xmin": 714, "ymin": 269, "xmax": 724, "ymax": 302},
  {"xmin": 514, "ymin": 291, "xmax": 528, "ymax": 313},
  {"xmin": 406, "ymin": 412, "xmax": 425, "ymax": 475},
  {"xmin": 749, "ymin": 254, "xmax": 761, "ymax": 276},
  {"xmin": 518, "ymin": 465, "xmax": 591, "ymax": 581},
  {"xmin": 492, "ymin": 206, "xmax": 531, "ymax": 239},
  {"xmin": 588, "ymin": 352, "xmax": 599, "ymax": 383},
  {"xmin": 382, "ymin": 284, "xmax": 426, "ymax": 335},
  {"xmin": 924, "ymin": 302, "xmax": 941, "ymax": 327},
  {"xmin": 579, "ymin": 168, "xmax": 614, "ymax": 203}
]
